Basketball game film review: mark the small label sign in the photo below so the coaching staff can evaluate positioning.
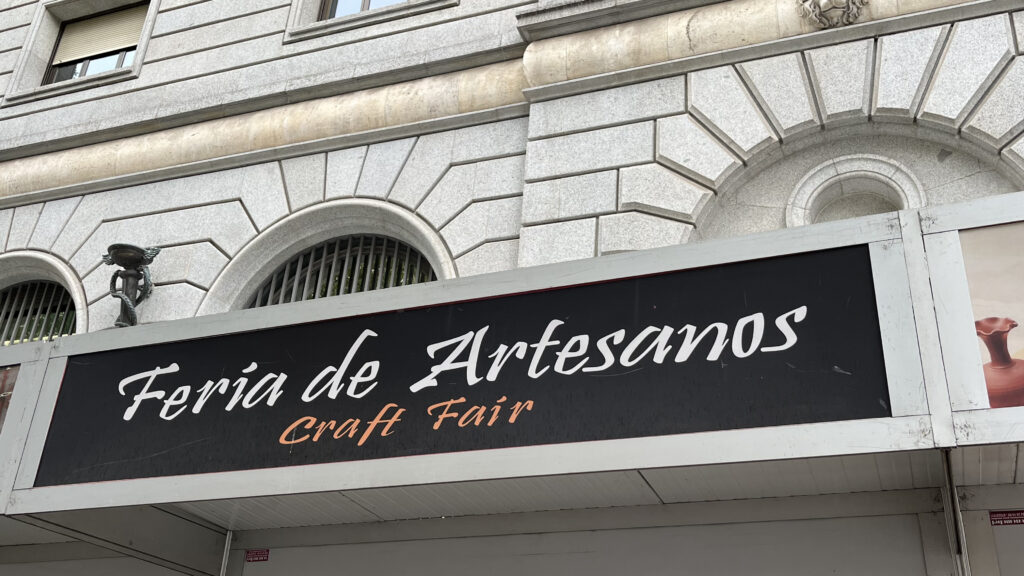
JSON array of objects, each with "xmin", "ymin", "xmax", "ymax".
[
  {"xmin": 990, "ymin": 511, "xmax": 1024, "ymax": 526},
  {"xmin": 245, "ymin": 549, "xmax": 270, "ymax": 562}
]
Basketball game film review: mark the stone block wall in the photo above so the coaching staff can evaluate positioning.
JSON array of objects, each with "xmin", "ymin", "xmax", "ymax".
[
  {"xmin": 0, "ymin": 117, "xmax": 528, "ymax": 330},
  {"xmin": 519, "ymin": 76, "xmax": 705, "ymax": 266},
  {"xmin": 2, "ymin": 4, "xmax": 1024, "ymax": 334},
  {"xmin": 519, "ymin": 12, "xmax": 1024, "ymax": 262},
  {"xmin": 0, "ymin": 0, "xmax": 525, "ymax": 155}
]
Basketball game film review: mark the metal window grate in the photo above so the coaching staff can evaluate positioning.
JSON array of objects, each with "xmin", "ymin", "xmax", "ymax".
[
  {"xmin": 0, "ymin": 278, "xmax": 77, "ymax": 344},
  {"xmin": 247, "ymin": 235, "xmax": 436, "ymax": 309},
  {"xmin": 0, "ymin": 281, "xmax": 77, "ymax": 347}
]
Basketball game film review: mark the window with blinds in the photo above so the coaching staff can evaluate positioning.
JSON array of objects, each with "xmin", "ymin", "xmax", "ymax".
[
  {"xmin": 247, "ymin": 235, "xmax": 436, "ymax": 309},
  {"xmin": 0, "ymin": 281, "xmax": 77, "ymax": 346},
  {"xmin": 45, "ymin": 3, "xmax": 147, "ymax": 85}
]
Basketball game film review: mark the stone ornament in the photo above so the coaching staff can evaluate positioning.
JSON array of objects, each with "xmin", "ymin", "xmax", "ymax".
[
  {"xmin": 785, "ymin": 154, "xmax": 925, "ymax": 227},
  {"xmin": 799, "ymin": 0, "xmax": 868, "ymax": 29}
]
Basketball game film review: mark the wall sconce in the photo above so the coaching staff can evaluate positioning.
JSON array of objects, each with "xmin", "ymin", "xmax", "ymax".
[{"xmin": 103, "ymin": 244, "xmax": 161, "ymax": 328}]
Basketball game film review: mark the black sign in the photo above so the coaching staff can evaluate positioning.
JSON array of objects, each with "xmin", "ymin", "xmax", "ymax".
[{"xmin": 35, "ymin": 245, "xmax": 890, "ymax": 486}]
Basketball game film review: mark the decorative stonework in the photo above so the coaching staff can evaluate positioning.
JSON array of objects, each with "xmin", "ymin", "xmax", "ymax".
[
  {"xmin": 786, "ymin": 154, "xmax": 925, "ymax": 227},
  {"xmin": 799, "ymin": 0, "xmax": 868, "ymax": 29},
  {"xmin": 197, "ymin": 198, "xmax": 459, "ymax": 315}
]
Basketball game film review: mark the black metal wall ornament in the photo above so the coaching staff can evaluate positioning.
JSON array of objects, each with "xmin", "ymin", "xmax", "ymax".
[{"xmin": 103, "ymin": 244, "xmax": 161, "ymax": 328}]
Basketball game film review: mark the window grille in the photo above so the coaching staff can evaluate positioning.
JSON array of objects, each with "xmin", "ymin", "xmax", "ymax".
[
  {"xmin": 0, "ymin": 281, "xmax": 77, "ymax": 346},
  {"xmin": 247, "ymin": 235, "xmax": 436, "ymax": 309}
]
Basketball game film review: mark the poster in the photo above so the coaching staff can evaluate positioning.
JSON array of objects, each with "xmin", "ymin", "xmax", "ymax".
[
  {"xmin": 960, "ymin": 222, "xmax": 1024, "ymax": 408},
  {"xmin": 0, "ymin": 365, "xmax": 18, "ymax": 431}
]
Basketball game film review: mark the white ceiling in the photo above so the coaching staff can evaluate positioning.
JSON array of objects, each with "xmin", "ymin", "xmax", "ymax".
[
  {"xmin": 172, "ymin": 449, "xmax": 957, "ymax": 531},
  {"xmin": 950, "ymin": 444, "xmax": 1024, "ymax": 485},
  {"xmin": 644, "ymin": 451, "xmax": 946, "ymax": 502},
  {"xmin": 7, "ymin": 445, "xmax": 1020, "ymax": 537},
  {"xmin": 0, "ymin": 516, "xmax": 76, "ymax": 546}
]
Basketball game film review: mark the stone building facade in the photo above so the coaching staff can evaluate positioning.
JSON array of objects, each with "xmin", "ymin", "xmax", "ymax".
[{"xmin": 1, "ymin": 0, "xmax": 1024, "ymax": 574}]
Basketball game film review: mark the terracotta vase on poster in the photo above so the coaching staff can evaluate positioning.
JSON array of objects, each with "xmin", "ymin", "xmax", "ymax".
[{"xmin": 976, "ymin": 317, "xmax": 1024, "ymax": 408}]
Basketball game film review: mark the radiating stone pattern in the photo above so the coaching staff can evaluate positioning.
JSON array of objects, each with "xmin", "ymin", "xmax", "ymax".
[
  {"xmin": 918, "ymin": 15, "xmax": 1013, "ymax": 130},
  {"xmin": 519, "ymin": 14, "xmax": 1024, "ymax": 267},
  {"xmin": 3, "ymin": 118, "xmax": 529, "ymax": 330}
]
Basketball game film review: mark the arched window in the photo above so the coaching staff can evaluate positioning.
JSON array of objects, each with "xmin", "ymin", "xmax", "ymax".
[
  {"xmin": 0, "ymin": 280, "xmax": 78, "ymax": 346},
  {"xmin": 247, "ymin": 234, "xmax": 436, "ymax": 309}
]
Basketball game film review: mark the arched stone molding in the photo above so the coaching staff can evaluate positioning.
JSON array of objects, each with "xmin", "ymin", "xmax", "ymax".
[
  {"xmin": 785, "ymin": 155, "xmax": 927, "ymax": 227},
  {"xmin": 694, "ymin": 127, "xmax": 1022, "ymax": 241},
  {"xmin": 198, "ymin": 198, "xmax": 457, "ymax": 316},
  {"xmin": 0, "ymin": 250, "xmax": 88, "ymax": 334},
  {"xmin": 655, "ymin": 14, "xmax": 1024, "ymax": 232}
]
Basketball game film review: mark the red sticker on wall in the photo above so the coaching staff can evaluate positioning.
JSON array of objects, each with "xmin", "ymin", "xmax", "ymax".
[
  {"xmin": 245, "ymin": 549, "xmax": 270, "ymax": 562},
  {"xmin": 990, "ymin": 511, "xmax": 1024, "ymax": 525}
]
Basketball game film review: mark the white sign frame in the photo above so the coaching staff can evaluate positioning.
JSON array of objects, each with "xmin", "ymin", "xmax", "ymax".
[{"xmin": 0, "ymin": 212, "xmax": 936, "ymax": 515}]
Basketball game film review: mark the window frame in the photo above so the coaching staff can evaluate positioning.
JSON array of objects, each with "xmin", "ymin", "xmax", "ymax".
[
  {"xmin": 41, "ymin": 2, "xmax": 147, "ymax": 87},
  {"xmin": 44, "ymin": 47, "xmax": 137, "ymax": 86},
  {"xmin": 320, "ymin": 0, "xmax": 420, "ymax": 21},
  {"xmin": 2, "ymin": 0, "xmax": 160, "ymax": 106},
  {"xmin": 285, "ymin": 0, "xmax": 458, "ymax": 43}
]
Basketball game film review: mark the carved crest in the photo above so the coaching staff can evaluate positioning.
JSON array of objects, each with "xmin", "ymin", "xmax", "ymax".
[{"xmin": 799, "ymin": 0, "xmax": 867, "ymax": 29}]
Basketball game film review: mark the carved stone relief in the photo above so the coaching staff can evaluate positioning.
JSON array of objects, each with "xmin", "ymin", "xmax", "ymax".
[{"xmin": 799, "ymin": 0, "xmax": 868, "ymax": 28}]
